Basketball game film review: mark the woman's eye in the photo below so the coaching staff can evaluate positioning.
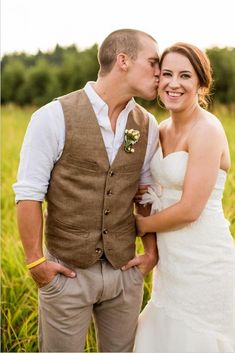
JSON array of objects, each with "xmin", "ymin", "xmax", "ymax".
[{"xmin": 181, "ymin": 74, "xmax": 191, "ymax": 79}]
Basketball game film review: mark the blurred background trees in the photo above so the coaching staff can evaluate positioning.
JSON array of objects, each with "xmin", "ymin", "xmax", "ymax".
[
  {"xmin": 1, "ymin": 44, "xmax": 235, "ymax": 107},
  {"xmin": 206, "ymin": 47, "xmax": 235, "ymax": 105}
]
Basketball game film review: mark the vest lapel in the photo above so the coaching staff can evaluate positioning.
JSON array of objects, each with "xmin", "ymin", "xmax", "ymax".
[
  {"xmin": 81, "ymin": 91, "xmax": 110, "ymax": 167},
  {"xmin": 111, "ymin": 107, "xmax": 148, "ymax": 169}
]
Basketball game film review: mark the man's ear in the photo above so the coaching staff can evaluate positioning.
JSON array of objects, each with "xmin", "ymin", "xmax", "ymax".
[{"xmin": 116, "ymin": 53, "xmax": 129, "ymax": 71}]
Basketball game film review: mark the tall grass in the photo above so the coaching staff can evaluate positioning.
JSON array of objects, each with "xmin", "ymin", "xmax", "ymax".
[{"xmin": 1, "ymin": 104, "xmax": 235, "ymax": 352}]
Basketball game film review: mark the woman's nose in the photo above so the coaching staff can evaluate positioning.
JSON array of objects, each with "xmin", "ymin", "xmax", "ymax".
[{"xmin": 168, "ymin": 77, "xmax": 180, "ymax": 88}]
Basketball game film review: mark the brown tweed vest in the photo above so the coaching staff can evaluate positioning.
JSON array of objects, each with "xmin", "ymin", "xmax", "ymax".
[{"xmin": 45, "ymin": 89, "xmax": 149, "ymax": 269}]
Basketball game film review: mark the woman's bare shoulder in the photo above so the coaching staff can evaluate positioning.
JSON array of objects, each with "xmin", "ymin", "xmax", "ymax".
[
  {"xmin": 159, "ymin": 117, "xmax": 171, "ymax": 132},
  {"xmin": 190, "ymin": 110, "xmax": 226, "ymax": 146}
]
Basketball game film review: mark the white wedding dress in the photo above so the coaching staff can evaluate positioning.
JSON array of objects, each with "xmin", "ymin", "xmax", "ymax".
[{"xmin": 134, "ymin": 147, "xmax": 235, "ymax": 353}]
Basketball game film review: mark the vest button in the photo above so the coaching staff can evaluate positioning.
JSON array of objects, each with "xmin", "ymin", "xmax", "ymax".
[
  {"xmin": 103, "ymin": 229, "xmax": 108, "ymax": 234},
  {"xmin": 109, "ymin": 170, "xmax": 114, "ymax": 177},
  {"xmin": 107, "ymin": 190, "xmax": 112, "ymax": 196},
  {"xmin": 104, "ymin": 209, "xmax": 110, "ymax": 215},
  {"xmin": 95, "ymin": 248, "xmax": 102, "ymax": 254}
]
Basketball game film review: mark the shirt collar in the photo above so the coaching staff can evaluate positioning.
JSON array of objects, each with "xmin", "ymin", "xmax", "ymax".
[{"xmin": 84, "ymin": 81, "xmax": 136, "ymax": 116}]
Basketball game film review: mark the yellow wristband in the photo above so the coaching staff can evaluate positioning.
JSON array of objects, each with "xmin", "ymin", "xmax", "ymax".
[{"xmin": 26, "ymin": 256, "xmax": 47, "ymax": 269}]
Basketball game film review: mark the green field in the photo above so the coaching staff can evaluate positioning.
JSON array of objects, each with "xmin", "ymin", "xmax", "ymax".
[{"xmin": 1, "ymin": 104, "xmax": 235, "ymax": 352}]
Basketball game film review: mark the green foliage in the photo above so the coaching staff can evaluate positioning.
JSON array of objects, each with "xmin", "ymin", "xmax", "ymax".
[
  {"xmin": 23, "ymin": 59, "xmax": 61, "ymax": 106},
  {"xmin": 206, "ymin": 47, "xmax": 235, "ymax": 105},
  {"xmin": 2, "ymin": 44, "xmax": 235, "ymax": 107},
  {"xmin": 1, "ymin": 106, "xmax": 39, "ymax": 352},
  {"xmin": 1, "ymin": 60, "xmax": 25, "ymax": 104},
  {"xmin": 1, "ymin": 105, "xmax": 235, "ymax": 352},
  {"xmin": 1, "ymin": 44, "xmax": 99, "ymax": 106}
]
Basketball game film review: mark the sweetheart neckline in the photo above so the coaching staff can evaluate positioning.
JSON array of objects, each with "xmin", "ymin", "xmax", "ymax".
[
  {"xmin": 161, "ymin": 150, "xmax": 188, "ymax": 160},
  {"xmin": 156, "ymin": 148, "xmax": 227, "ymax": 174}
]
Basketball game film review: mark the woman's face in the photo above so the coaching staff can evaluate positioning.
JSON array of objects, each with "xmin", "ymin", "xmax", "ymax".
[{"xmin": 158, "ymin": 52, "xmax": 200, "ymax": 112}]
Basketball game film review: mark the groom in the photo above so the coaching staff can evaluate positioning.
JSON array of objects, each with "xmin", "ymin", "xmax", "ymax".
[{"xmin": 13, "ymin": 28, "xmax": 159, "ymax": 352}]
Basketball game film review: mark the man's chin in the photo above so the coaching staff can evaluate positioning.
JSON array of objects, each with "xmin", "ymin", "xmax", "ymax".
[
  {"xmin": 136, "ymin": 89, "xmax": 157, "ymax": 101},
  {"xmin": 144, "ymin": 92, "xmax": 157, "ymax": 101}
]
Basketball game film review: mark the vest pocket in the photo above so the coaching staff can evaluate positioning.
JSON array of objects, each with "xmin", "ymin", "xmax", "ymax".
[
  {"xmin": 66, "ymin": 157, "xmax": 99, "ymax": 172},
  {"xmin": 117, "ymin": 162, "xmax": 142, "ymax": 174},
  {"xmin": 52, "ymin": 217, "xmax": 89, "ymax": 236}
]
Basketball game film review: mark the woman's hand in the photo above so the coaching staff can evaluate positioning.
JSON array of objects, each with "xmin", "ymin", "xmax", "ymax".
[{"xmin": 134, "ymin": 184, "xmax": 150, "ymax": 203}]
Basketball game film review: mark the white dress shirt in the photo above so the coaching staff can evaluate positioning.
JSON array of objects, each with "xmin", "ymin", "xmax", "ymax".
[{"xmin": 13, "ymin": 82, "xmax": 159, "ymax": 202}]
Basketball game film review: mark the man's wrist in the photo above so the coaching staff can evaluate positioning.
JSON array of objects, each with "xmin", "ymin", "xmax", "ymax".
[{"xmin": 26, "ymin": 256, "xmax": 46, "ymax": 269}]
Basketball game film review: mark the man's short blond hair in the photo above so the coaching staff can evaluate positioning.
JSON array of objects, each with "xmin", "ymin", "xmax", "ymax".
[{"xmin": 98, "ymin": 29, "xmax": 158, "ymax": 76}]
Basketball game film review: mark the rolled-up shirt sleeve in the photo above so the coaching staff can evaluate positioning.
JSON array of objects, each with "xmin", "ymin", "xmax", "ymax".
[
  {"xmin": 139, "ymin": 112, "xmax": 159, "ymax": 185},
  {"xmin": 13, "ymin": 101, "xmax": 65, "ymax": 202}
]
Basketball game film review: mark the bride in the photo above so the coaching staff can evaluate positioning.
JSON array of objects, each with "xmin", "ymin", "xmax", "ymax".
[{"xmin": 134, "ymin": 43, "xmax": 235, "ymax": 352}]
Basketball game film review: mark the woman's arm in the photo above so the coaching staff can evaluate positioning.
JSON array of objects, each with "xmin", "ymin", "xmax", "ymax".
[{"xmin": 137, "ymin": 118, "xmax": 227, "ymax": 234}]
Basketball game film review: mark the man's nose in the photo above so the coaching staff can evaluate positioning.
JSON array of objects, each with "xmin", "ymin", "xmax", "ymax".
[{"xmin": 154, "ymin": 66, "xmax": 160, "ymax": 77}]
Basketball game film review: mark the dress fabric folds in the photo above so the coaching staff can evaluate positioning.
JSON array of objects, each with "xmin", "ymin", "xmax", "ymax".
[{"xmin": 134, "ymin": 147, "xmax": 235, "ymax": 353}]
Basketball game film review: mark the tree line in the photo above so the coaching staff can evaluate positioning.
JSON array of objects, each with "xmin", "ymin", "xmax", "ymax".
[{"xmin": 1, "ymin": 44, "xmax": 235, "ymax": 107}]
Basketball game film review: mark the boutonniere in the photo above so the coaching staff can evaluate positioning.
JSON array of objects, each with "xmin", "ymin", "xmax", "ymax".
[{"xmin": 124, "ymin": 129, "xmax": 140, "ymax": 153}]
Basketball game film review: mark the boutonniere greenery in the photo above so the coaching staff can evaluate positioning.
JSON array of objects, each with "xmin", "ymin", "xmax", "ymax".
[{"xmin": 124, "ymin": 129, "xmax": 140, "ymax": 153}]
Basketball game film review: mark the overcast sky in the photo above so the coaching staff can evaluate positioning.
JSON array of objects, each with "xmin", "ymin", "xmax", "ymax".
[{"xmin": 1, "ymin": 0, "xmax": 235, "ymax": 56}]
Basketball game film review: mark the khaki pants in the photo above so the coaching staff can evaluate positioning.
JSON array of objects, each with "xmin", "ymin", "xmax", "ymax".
[{"xmin": 38, "ymin": 250, "xmax": 144, "ymax": 352}]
